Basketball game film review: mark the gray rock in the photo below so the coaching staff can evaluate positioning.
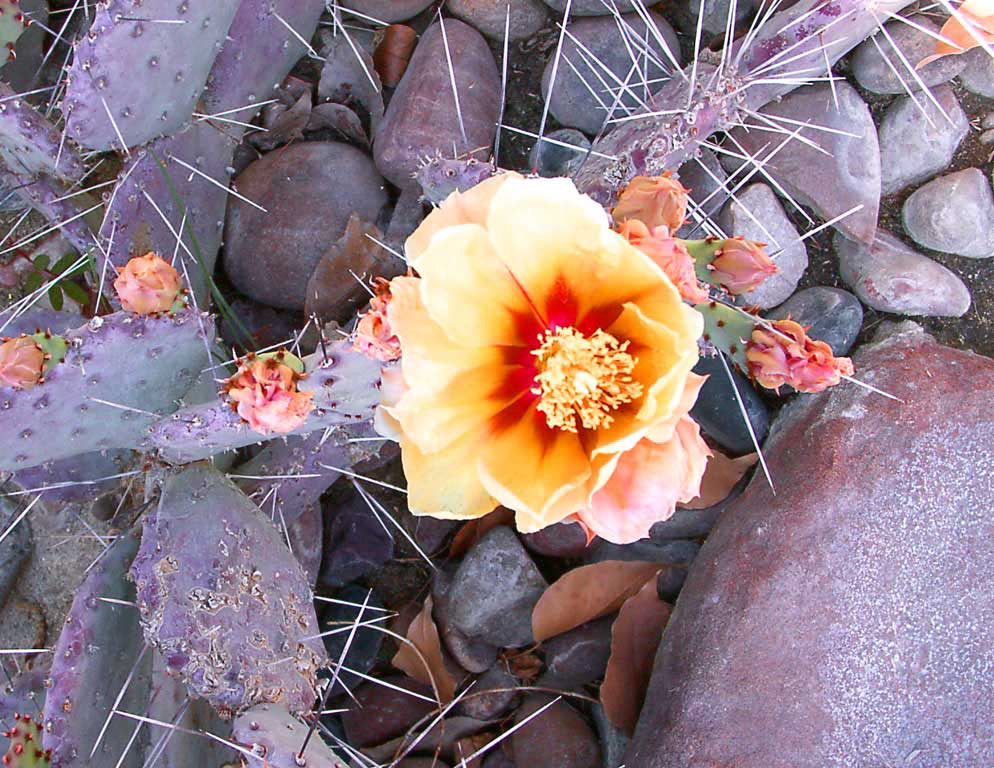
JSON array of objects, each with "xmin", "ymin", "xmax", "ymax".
[
  {"xmin": 374, "ymin": 20, "xmax": 500, "ymax": 189},
  {"xmin": 681, "ymin": 0, "xmax": 755, "ymax": 37},
  {"xmin": 341, "ymin": 675, "xmax": 437, "ymax": 748},
  {"xmin": 320, "ymin": 585, "xmax": 385, "ymax": 696},
  {"xmin": 543, "ymin": 616, "xmax": 614, "ymax": 687},
  {"xmin": 529, "ymin": 129, "xmax": 591, "ymax": 178},
  {"xmin": 522, "ymin": 520, "xmax": 593, "ymax": 558},
  {"xmin": 959, "ymin": 47, "xmax": 994, "ymax": 98},
  {"xmin": 852, "ymin": 16, "xmax": 967, "ymax": 94},
  {"xmin": 540, "ymin": 12, "xmax": 680, "ymax": 134},
  {"xmin": 690, "ymin": 354, "xmax": 770, "ymax": 456},
  {"xmin": 878, "ymin": 85, "xmax": 969, "ymax": 195},
  {"xmin": 590, "ymin": 702, "xmax": 630, "ymax": 768},
  {"xmin": 541, "ymin": 0, "xmax": 640, "ymax": 14},
  {"xmin": 447, "ymin": 526, "xmax": 548, "ymax": 648},
  {"xmin": 629, "ymin": 325, "xmax": 994, "ymax": 767},
  {"xmin": 723, "ymin": 82, "xmax": 880, "ymax": 243},
  {"xmin": 513, "ymin": 696, "xmax": 600, "ymax": 768},
  {"xmin": 717, "ymin": 183, "xmax": 808, "ymax": 308},
  {"xmin": 835, "ymin": 229, "xmax": 971, "ymax": 317},
  {"xmin": 223, "ymin": 142, "xmax": 389, "ymax": 310},
  {"xmin": 458, "ymin": 665, "xmax": 520, "ymax": 720},
  {"xmin": 0, "ymin": 498, "xmax": 31, "ymax": 612},
  {"xmin": 585, "ymin": 538, "xmax": 699, "ymax": 567},
  {"xmin": 902, "ymin": 168, "xmax": 994, "ymax": 258},
  {"xmin": 338, "ymin": 0, "xmax": 435, "ymax": 22},
  {"xmin": 447, "ymin": 0, "xmax": 549, "ymax": 41},
  {"xmin": 767, "ymin": 287, "xmax": 864, "ymax": 356},
  {"xmin": 433, "ymin": 568, "xmax": 501, "ymax": 672},
  {"xmin": 319, "ymin": 489, "xmax": 395, "ymax": 589},
  {"xmin": 676, "ymin": 149, "xmax": 729, "ymax": 237}
]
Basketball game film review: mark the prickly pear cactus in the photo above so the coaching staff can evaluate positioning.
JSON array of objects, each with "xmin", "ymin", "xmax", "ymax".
[
  {"xmin": 0, "ymin": 309, "xmax": 214, "ymax": 472},
  {"xmin": 0, "ymin": 83, "xmax": 85, "ymax": 184},
  {"xmin": 0, "ymin": 1, "xmax": 29, "ymax": 64},
  {"xmin": 63, "ymin": 0, "xmax": 242, "ymax": 150},
  {"xmin": 233, "ymin": 703, "xmax": 346, "ymax": 768},
  {"xmin": 415, "ymin": 155, "xmax": 497, "ymax": 205},
  {"xmin": 42, "ymin": 528, "xmax": 150, "ymax": 768},
  {"xmin": 129, "ymin": 465, "xmax": 326, "ymax": 719},
  {"xmin": 148, "ymin": 342, "xmax": 383, "ymax": 464},
  {"xmin": 3, "ymin": 715, "xmax": 50, "ymax": 767}
]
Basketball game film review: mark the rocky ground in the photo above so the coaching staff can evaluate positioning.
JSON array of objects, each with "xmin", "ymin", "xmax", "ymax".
[{"xmin": 1, "ymin": 0, "xmax": 993, "ymax": 766}]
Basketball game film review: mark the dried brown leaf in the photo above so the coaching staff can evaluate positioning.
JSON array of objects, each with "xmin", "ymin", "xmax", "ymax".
[
  {"xmin": 531, "ymin": 560, "xmax": 661, "ymax": 643},
  {"xmin": 680, "ymin": 451, "xmax": 758, "ymax": 510},
  {"xmin": 918, "ymin": 0, "xmax": 994, "ymax": 66},
  {"xmin": 391, "ymin": 596, "xmax": 457, "ymax": 703},
  {"xmin": 448, "ymin": 507, "xmax": 514, "ymax": 558},
  {"xmin": 600, "ymin": 578, "xmax": 672, "ymax": 735},
  {"xmin": 374, "ymin": 24, "xmax": 418, "ymax": 88}
]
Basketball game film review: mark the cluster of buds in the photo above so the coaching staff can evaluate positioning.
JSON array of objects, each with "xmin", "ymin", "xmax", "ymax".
[
  {"xmin": 746, "ymin": 319, "xmax": 854, "ymax": 393},
  {"xmin": 113, "ymin": 252, "xmax": 184, "ymax": 314},
  {"xmin": 353, "ymin": 277, "xmax": 401, "ymax": 362},
  {"xmin": 224, "ymin": 350, "xmax": 314, "ymax": 435}
]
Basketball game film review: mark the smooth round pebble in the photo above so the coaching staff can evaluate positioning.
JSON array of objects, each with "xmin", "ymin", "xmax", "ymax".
[
  {"xmin": 768, "ymin": 287, "xmax": 864, "ymax": 356},
  {"xmin": 959, "ymin": 47, "xmax": 994, "ymax": 98},
  {"xmin": 541, "ymin": 0, "xmax": 640, "ymax": 14},
  {"xmin": 902, "ymin": 168, "xmax": 994, "ymax": 258},
  {"xmin": 852, "ymin": 17, "xmax": 966, "ymax": 94},
  {"xmin": 691, "ymin": 354, "xmax": 770, "ymax": 453},
  {"xmin": 447, "ymin": 0, "xmax": 549, "ymax": 40},
  {"xmin": 528, "ymin": 129, "xmax": 591, "ymax": 177},
  {"xmin": 338, "ymin": 0, "xmax": 435, "ymax": 22}
]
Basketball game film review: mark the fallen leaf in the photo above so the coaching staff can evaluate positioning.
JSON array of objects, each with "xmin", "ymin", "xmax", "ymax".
[
  {"xmin": 531, "ymin": 560, "xmax": 661, "ymax": 643},
  {"xmin": 918, "ymin": 0, "xmax": 994, "ymax": 67},
  {"xmin": 502, "ymin": 648, "xmax": 543, "ymax": 683},
  {"xmin": 391, "ymin": 596, "xmax": 457, "ymax": 703},
  {"xmin": 449, "ymin": 507, "xmax": 514, "ymax": 558},
  {"xmin": 374, "ymin": 24, "xmax": 418, "ymax": 88},
  {"xmin": 679, "ymin": 451, "xmax": 757, "ymax": 510},
  {"xmin": 600, "ymin": 578, "xmax": 672, "ymax": 735}
]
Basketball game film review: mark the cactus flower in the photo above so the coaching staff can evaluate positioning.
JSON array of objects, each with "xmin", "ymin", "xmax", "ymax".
[
  {"xmin": 386, "ymin": 172, "xmax": 707, "ymax": 543},
  {"xmin": 617, "ymin": 220, "xmax": 710, "ymax": 304},
  {"xmin": 113, "ymin": 252, "xmax": 182, "ymax": 314},
  {"xmin": 611, "ymin": 173, "xmax": 690, "ymax": 232},
  {"xmin": 354, "ymin": 277, "xmax": 401, "ymax": 362},
  {"xmin": 0, "ymin": 335, "xmax": 44, "ymax": 390},
  {"xmin": 708, "ymin": 237, "xmax": 779, "ymax": 295},
  {"xmin": 226, "ymin": 357, "xmax": 313, "ymax": 435},
  {"xmin": 746, "ymin": 319, "xmax": 854, "ymax": 393}
]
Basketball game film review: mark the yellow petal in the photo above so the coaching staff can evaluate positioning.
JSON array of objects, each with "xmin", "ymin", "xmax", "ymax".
[
  {"xmin": 477, "ymin": 404, "xmax": 592, "ymax": 528},
  {"xmin": 406, "ymin": 172, "xmax": 522, "ymax": 264},
  {"xmin": 415, "ymin": 224, "xmax": 539, "ymax": 347},
  {"xmin": 403, "ymin": 433, "xmax": 498, "ymax": 521}
]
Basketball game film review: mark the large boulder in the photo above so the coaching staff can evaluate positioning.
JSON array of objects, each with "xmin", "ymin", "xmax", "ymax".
[{"xmin": 629, "ymin": 324, "xmax": 994, "ymax": 767}]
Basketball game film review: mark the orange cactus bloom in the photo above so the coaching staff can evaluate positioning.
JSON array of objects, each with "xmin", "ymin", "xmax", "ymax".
[
  {"xmin": 0, "ymin": 336, "xmax": 44, "ymax": 390},
  {"xmin": 386, "ymin": 173, "xmax": 708, "ymax": 543},
  {"xmin": 114, "ymin": 252, "xmax": 182, "ymax": 314},
  {"xmin": 746, "ymin": 319, "xmax": 854, "ymax": 394},
  {"xmin": 226, "ymin": 357, "xmax": 313, "ymax": 435},
  {"xmin": 617, "ymin": 220, "xmax": 710, "ymax": 304},
  {"xmin": 611, "ymin": 173, "xmax": 690, "ymax": 232}
]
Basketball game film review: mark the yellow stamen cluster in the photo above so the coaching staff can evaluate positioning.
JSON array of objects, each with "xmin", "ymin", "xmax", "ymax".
[{"xmin": 532, "ymin": 327, "xmax": 642, "ymax": 433}]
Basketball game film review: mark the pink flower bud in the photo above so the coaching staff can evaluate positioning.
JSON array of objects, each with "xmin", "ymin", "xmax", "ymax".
[
  {"xmin": 226, "ymin": 357, "xmax": 313, "ymax": 435},
  {"xmin": 746, "ymin": 319, "xmax": 854, "ymax": 394},
  {"xmin": 612, "ymin": 173, "xmax": 690, "ymax": 232},
  {"xmin": 354, "ymin": 277, "xmax": 401, "ymax": 362},
  {"xmin": 113, "ymin": 252, "xmax": 182, "ymax": 314},
  {"xmin": 0, "ymin": 336, "xmax": 44, "ymax": 390},
  {"xmin": 708, "ymin": 237, "xmax": 778, "ymax": 295},
  {"xmin": 618, "ymin": 220, "xmax": 709, "ymax": 304}
]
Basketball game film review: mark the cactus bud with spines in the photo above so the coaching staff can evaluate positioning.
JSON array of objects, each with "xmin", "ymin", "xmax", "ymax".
[
  {"xmin": 0, "ymin": 1, "xmax": 30, "ymax": 64},
  {"xmin": 3, "ymin": 715, "xmax": 50, "ymax": 767}
]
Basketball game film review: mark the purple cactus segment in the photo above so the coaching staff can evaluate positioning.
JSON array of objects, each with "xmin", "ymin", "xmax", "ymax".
[
  {"xmin": 233, "ymin": 703, "xmax": 347, "ymax": 768},
  {"xmin": 63, "ymin": 0, "xmax": 242, "ymax": 150},
  {"xmin": 414, "ymin": 155, "xmax": 498, "ymax": 206},
  {"xmin": 148, "ymin": 342, "xmax": 383, "ymax": 465},
  {"xmin": 42, "ymin": 528, "xmax": 151, "ymax": 768},
  {"xmin": 0, "ymin": 82, "xmax": 85, "ymax": 183},
  {"xmin": 575, "ymin": 0, "xmax": 915, "ymax": 205},
  {"xmin": 130, "ymin": 465, "xmax": 326, "ymax": 718},
  {"xmin": 98, "ymin": 120, "xmax": 237, "ymax": 305},
  {"xmin": 9, "ymin": 449, "xmax": 135, "ymax": 509},
  {"xmin": 0, "ymin": 309, "xmax": 214, "ymax": 472},
  {"xmin": 203, "ymin": 0, "xmax": 326, "ymax": 130},
  {"xmin": 0, "ymin": 307, "xmax": 80, "ymax": 338},
  {"xmin": 1, "ymin": 173, "xmax": 97, "ymax": 255}
]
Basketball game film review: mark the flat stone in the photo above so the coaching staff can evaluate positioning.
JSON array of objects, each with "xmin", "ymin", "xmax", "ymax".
[
  {"xmin": 218, "ymin": 297, "xmax": 301, "ymax": 352},
  {"xmin": 902, "ymin": 168, "xmax": 994, "ymax": 258},
  {"xmin": 457, "ymin": 665, "xmax": 519, "ymax": 720},
  {"xmin": 319, "ymin": 488, "xmax": 395, "ymax": 589},
  {"xmin": 0, "ymin": 497, "xmax": 31, "ymax": 612},
  {"xmin": 223, "ymin": 142, "xmax": 388, "ymax": 310},
  {"xmin": 835, "ymin": 229, "xmax": 971, "ymax": 317},
  {"xmin": 446, "ymin": 526, "xmax": 548, "ymax": 648},
  {"xmin": 374, "ymin": 20, "xmax": 500, "ymax": 189},
  {"xmin": 718, "ymin": 183, "xmax": 807, "ymax": 308},
  {"xmin": 541, "ymin": 0, "xmax": 640, "ymax": 14},
  {"xmin": 320, "ymin": 585, "xmax": 385, "ymax": 696},
  {"xmin": 852, "ymin": 16, "xmax": 966, "ymax": 94},
  {"xmin": 529, "ymin": 129, "xmax": 591, "ymax": 178},
  {"xmin": 674, "ymin": 0, "xmax": 755, "ymax": 38},
  {"xmin": 676, "ymin": 149, "xmax": 729, "ymax": 237},
  {"xmin": 690, "ymin": 354, "xmax": 770, "ymax": 456},
  {"xmin": 341, "ymin": 675, "xmax": 437, "ymax": 748},
  {"xmin": 513, "ymin": 696, "xmax": 600, "ymax": 768},
  {"xmin": 878, "ymin": 85, "xmax": 969, "ymax": 196},
  {"xmin": 629, "ymin": 323, "xmax": 994, "ymax": 767},
  {"xmin": 767, "ymin": 287, "xmax": 864, "ymax": 356},
  {"xmin": 540, "ymin": 12, "xmax": 680, "ymax": 134},
  {"xmin": 959, "ymin": 47, "xmax": 994, "ymax": 98},
  {"xmin": 522, "ymin": 520, "xmax": 592, "ymax": 558},
  {"xmin": 338, "ymin": 0, "xmax": 435, "ymax": 22},
  {"xmin": 591, "ymin": 702, "xmax": 630, "ymax": 768},
  {"xmin": 433, "ymin": 568, "xmax": 501, "ymax": 673},
  {"xmin": 585, "ymin": 539, "xmax": 699, "ymax": 567},
  {"xmin": 447, "ymin": 0, "xmax": 549, "ymax": 41},
  {"xmin": 723, "ymin": 82, "xmax": 880, "ymax": 243},
  {"xmin": 543, "ymin": 617, "xmax": 615, "ymax": 687}
]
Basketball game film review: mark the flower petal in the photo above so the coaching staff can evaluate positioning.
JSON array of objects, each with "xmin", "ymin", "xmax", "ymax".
[
  {"xmin": 403, "ymin": 433, "xmax": 499, "ymax": 521},
  {"xmin": 415, "ymin": 224, "xmax": 541, "ymax": 347}
]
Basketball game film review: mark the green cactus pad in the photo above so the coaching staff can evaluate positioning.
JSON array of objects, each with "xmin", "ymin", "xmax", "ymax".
[
  {"xmin": 694, "ymin": 300, "xmax": 758, "ymax": 369},
  {"xmin": 27, "ymin": 332, "xmax": 65, "ymax": 373},
  {"xmin": 0, "ymin": 2, "xmax": 29, "ymax": 64},
  {"xmin": 3, "ymin": 715, "xmax": 51, "ymax": 767}
]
